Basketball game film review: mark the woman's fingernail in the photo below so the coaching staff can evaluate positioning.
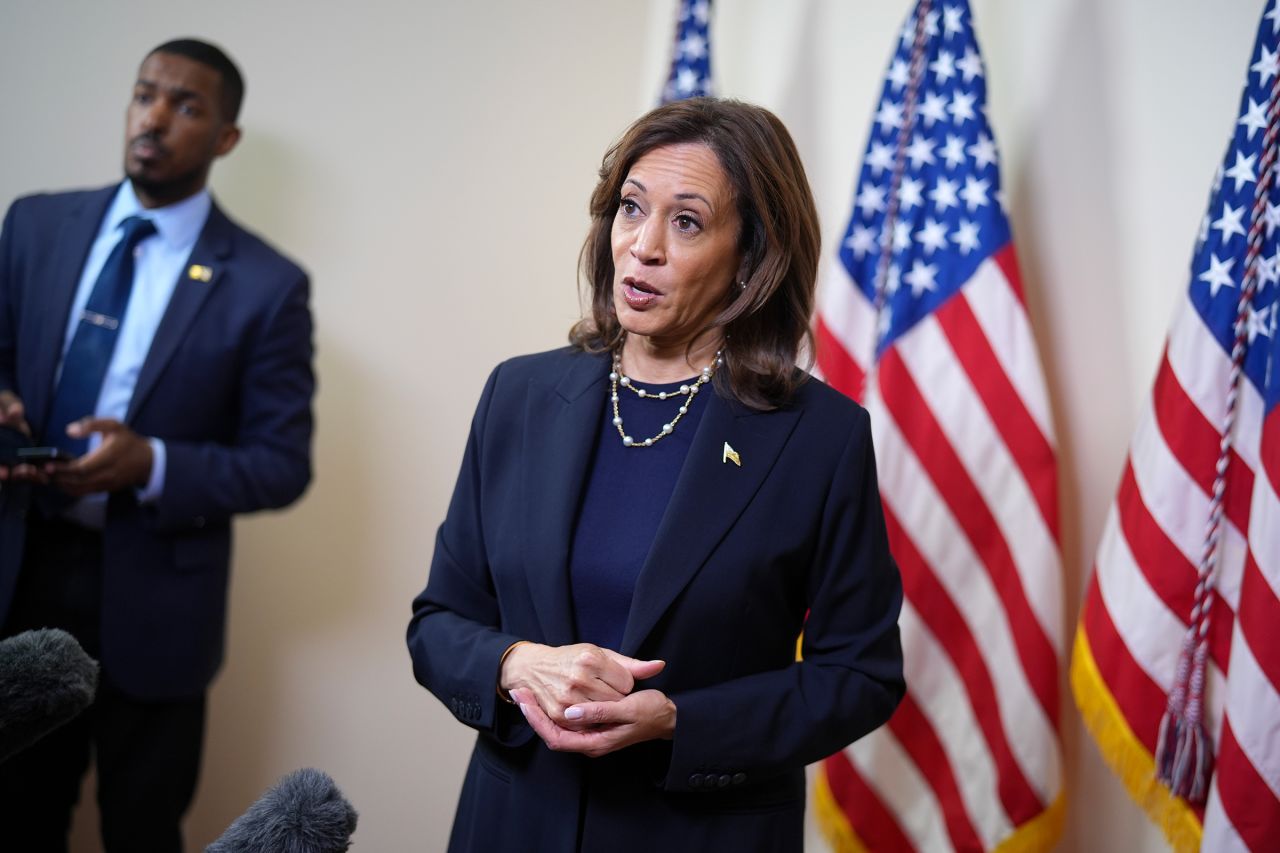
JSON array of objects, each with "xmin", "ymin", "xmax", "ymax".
[
  {"xmin": 518, "ymin": 703, "xmax": 528, "ymax": 717},
  {"xmin": 565, "ymin": 706, "xmax": 584, "ymax": 720}
]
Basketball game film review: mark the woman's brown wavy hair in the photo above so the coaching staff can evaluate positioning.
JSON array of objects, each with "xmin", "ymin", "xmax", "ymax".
[{"xmin": 570, "ymin": 97, "xmax": 821, "ymax": 411}]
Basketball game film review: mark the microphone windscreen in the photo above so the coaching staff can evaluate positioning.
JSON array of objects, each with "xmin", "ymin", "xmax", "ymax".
[
  {"xmin": 0, "ymin": 627, "xmax": 98, "ymax": 764},
  {"xmin": 206, "ymin": 768, "xmax": 358, "ymax": 853}
]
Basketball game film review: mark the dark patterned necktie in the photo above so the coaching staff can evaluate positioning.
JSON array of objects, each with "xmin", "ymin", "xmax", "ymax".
[{"xmin": 42, "ymin": 215, "xmax": 156, "ymax": 455}]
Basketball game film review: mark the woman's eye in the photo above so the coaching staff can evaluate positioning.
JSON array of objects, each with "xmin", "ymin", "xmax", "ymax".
[
  {"xmin": 675, "ymin": 214, "xmax": 701, "ymax": 232},
  {"xmin": 619, "ymin": 199, "xmax": 641, "ymax": 217}
]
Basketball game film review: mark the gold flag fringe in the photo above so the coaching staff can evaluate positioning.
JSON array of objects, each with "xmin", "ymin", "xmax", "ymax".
[{"xmin": 1070, "ymin": 627, "xmax": 1203, "ymax": 852}]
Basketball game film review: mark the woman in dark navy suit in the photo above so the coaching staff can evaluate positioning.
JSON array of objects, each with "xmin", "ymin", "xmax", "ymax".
[{"xmin": 407, "ymin": 97, "xmax": 904, "ymax": 852}]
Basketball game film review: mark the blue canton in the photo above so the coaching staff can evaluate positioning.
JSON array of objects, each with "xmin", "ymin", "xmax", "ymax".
[
  {"xmin": 662, "ymin": 0, "xmax": 713, "ymax": 103},
  {"xmin": 837, "ymin": 1, "xmax": 1009, "ymax": 357},
  {"xmin": 1188, "ymin": 0, "xmax": 1280, "ymax": 415}
]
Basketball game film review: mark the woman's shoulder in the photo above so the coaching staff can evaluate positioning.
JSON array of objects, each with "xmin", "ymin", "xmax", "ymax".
[
  {"xmin": 788, "ymin": 372, "xmax": 870, "ymax": 433},
  {"xmin": 490, "ymin": 345, "xmax": 603, "ymax": 381}
]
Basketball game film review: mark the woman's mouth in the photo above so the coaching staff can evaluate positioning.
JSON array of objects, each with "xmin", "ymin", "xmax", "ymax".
[{"xmin": 621, "ymin": 277, "xmax": 661, "ymax": 309}]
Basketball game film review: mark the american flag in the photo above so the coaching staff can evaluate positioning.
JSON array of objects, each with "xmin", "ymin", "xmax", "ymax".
[
  {"xmin": 1071, "ymin": 0, "xmax": 1280, "ymax": 849},
  {"xmin": 661, "ymin": 0, "xmax": 713, "ymax": 104},
  {"xmin": 812, "ymin": 2, "xmax": 1065, "ymax": 850}
]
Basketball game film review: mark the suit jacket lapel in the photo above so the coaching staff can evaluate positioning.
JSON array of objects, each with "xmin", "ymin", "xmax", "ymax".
[
  {"xmin": 27, "ymin": 188, "xmax": 115, "ymax": 434},
  {"xmin": 620, "ymin": 392, "xmax": 801, "ymax": 656},
  {"xmin": 126, "ymin": 201, "xmax": 232, "ymax": 422},
  {"xmin": 520, "ymin": 351, "xmax": 610, "ymax": 646}
]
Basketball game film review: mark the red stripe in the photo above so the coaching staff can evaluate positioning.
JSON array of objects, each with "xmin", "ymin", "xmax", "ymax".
[
  {"xmin": 992, "ymin": 243, "xmax": 1028, "ymax": 306},
  {"xmin": 1115, "ymin": 461, "xmax": 1235, "ymax": 675},
  {"xmin": 886, "ymin": 694, "xmax": 986, "ymax": 853},
  {"xmin": 935, "ymin": 248, "xmax": 1059, "ymax": 541},
  {"xmin": 1152, "ymin": 350, "xmax": 1254, "ymax": 538},
  {"xmin": 878, "ymin": 348, "xmax": 1060, "ymax": 725},
  {"xmin": 823, "ymin": 749, "xmax": 916, "ymax": 851},
  {"xmin": 884, "ymin": 506, "xmax": 1045, "ymax": 825},
  {"xmin": 1079, "ymin": 574, "xmax": 1166, "ymax": 750},
  {"xmin": 1237, "ymin": 546, "xmax": 1280, "ymax": 702},
  {"xmin": 1262, "ymin": 406, "xmax": 1280, "ymax": 491},
  {"xmin": 1213, "ymin": 717, "xmax": 1280, "ymax": 850},
  {"xmin": 815, "ymin": 314, "xmax": 866, "ymax": 404}
]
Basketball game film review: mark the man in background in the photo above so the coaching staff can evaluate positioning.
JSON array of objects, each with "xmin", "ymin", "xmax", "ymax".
[{"xmin": 0, "ymin": 38, "xmax": 314, "ymax": 852}]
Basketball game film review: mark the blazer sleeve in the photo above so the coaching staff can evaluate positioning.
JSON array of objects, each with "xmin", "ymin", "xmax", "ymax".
[
  {"xmin": 0, "ymin": 202, "xmax": 23, "ymax": 395},
  {"xmin": 662, "ymin": 407, "xmax": 905, "ymax": 791},
  {"xmin": 148, "ymin": 266, "xmax": 314, "ymax": 529},
  {"xmin": 406, "ymin": 362, "xmax": 532, "ymax": 747}
]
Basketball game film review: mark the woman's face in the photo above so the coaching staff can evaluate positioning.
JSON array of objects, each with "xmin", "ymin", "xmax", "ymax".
[{"xmin": 610, "ymin": 142, "xmax": 742, "ymax": 350}]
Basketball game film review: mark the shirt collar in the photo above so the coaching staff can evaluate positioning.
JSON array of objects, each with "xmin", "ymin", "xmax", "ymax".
[{"xmin": 105, "ymin": 180, "xmax": 212, "ymax": 251}]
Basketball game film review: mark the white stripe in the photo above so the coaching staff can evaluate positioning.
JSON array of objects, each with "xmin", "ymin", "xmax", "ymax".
[
  {"xmin": 1201, "ymin": 778, "xmax": 1250, "ymax": 853},
  {"xmin": 1093, "ymin": 501, "xmax": 1228, "ymax": 742},
  {"xmin": 1248, "ymin": 456, "xmax": 1280, "ymax": 601},
  {"xmin": 816, "ymin": 255, "xmax": 876, "ymax": 372},
  {"xmin": 847, "ymin": 729, "xmax": 956, "ymax": 853},
  {"xmin": 894, "ymin": 316, "xmax": 1064, "ymax": 652},
  {"xmin": 1130, "ymin": 397, "xmax": 1248, "ymax": 615},
  {"xmin": 960, "ymin": 259, "xmax": 1055, "ymax": 443},
  {"xmin": 1167, "ymin": 290, "xmax": 1263, "ymax": 472},
  {"xmin": 865, "ymin": 377, "xmax": 1061, "ymax": 802},
  {"xmin": 1220, "ymin": 618, "xmax": 1280, "ymax": 800},
  {"xmin": 898, "ymin": 602, "xmax": 1013, "ymax": 848}
]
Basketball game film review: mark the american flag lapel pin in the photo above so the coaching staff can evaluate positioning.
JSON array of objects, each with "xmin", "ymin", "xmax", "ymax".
[
  {"xmin": 722, "ymin": 441, "xmax": 741, "ymax": 466},
  {"xmin": 188, "ymin": 264, "xmax": 213, "ymax": 282}
]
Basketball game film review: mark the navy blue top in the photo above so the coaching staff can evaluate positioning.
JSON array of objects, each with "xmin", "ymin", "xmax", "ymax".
[{"xmin": 569, "ymin": 373, "xmax": 709, "ymax": 650}]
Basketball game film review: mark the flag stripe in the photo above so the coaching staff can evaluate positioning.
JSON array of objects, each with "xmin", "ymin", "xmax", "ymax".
[
  {"xmin": 848, "ymin": 729, "xmax": 957, "ymax": 852},
  {"xmin": 935, "ymin": 281, "xmax": 1060, "ymax": 540},
  {"xmin": 885, "ymin": 510, "xmax": 1038, "ymax": 830},
  {"xmin": 867, "ymin": 379, "xmax": 1060, "ymax": 803},
  {"xmin": 1131, "ymin": 392, "xmax": 1249, "ymax": 619},
  {"xmin": 962, "ymin": 250, "xmax": 1055, "ymax": 442},
  {"xmin": 815, "ymin": 313, "xmax": 866, "ymax": 401},
  {"xmin": 1153, "ymin": 349, "xmax": 1256, "ymax": 542},
  {"xmin": 1221, "ymin": 563, "xmax": 1280, "ymax": 799},
  {"xmin": 1080, "ymin": 573, "xmax": 1167, "ymax": 751},
  {"xmin": 1212, "ymin": 717, "xmax": 1280, "ymax": 851},
  {"xmin": 1117, "ymin": 460, "xmax": 1237, "ymax": 676},
  {"xmin": 1238, "ymin": 547, "xmax": 1280, "ymax": 712},
  {"xmin": 895, "ymin": 601, "xmax": 1019, "ymax": 847},
  {"xmin": 1166, "ymin": 289, "xmax": 1263, "ymax": 473},
  {"xmin": 886, "ymin": 691, "xmax": 988, "ymax": 852},
  {"xmin": 877, "ymin": 348, "xmax": 1060, "ymax": 724},
  {"xmin": 823, "ymin": 749, "xmax": 915, "ymax": 851},
  {"xmin": 897, "ymin": 312, "xmax": 1062, "ymax": 649}
]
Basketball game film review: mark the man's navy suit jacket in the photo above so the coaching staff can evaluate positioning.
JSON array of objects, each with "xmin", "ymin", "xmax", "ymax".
[
  {"xmin": 0, "ymin": 184, "xmax": 314, "ymax": 700},
  {"xmin": 408, "ymin": 347, "xmax": 905, "ymax": 852}
]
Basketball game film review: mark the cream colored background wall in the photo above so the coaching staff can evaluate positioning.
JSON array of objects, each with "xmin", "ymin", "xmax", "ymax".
[{"xmin": 0, "ymin": 0, "xmax": 1261, "ymax": 850}]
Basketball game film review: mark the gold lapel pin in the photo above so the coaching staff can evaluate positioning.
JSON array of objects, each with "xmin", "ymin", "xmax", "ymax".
[
  {"xmin": 722, "ymin": 441, "xmax": 741, "ymax": 467},
  {"xmin": 188, "ymin": 264, "xmax": 213, "ymax": 282}
]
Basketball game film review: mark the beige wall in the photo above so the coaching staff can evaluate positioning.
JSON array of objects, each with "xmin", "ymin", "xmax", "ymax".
[{"xmin": 0, "ymin": 0, "xmax": 1261, "ymax": 849}]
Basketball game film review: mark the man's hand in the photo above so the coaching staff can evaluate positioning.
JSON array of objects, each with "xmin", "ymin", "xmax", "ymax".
[
  {"xmin": 511, "ymin": 687, "xmax": 677, "ymax": 758},
  {"xmin": 0, "ymin": 390, "xmax": 44, "ymax": 483},
  {"xmin": 51, "ymin": 417, "xmax": 153, "ymax": 496},
  {"xmin": 499, "ymin": 642, "xmax": 665, "ymax": 723}
]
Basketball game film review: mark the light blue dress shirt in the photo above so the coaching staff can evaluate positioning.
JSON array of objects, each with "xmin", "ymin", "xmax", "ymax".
[{"xmin": 58, "ymin": 181, "xmax": 211, "ymax": 527}]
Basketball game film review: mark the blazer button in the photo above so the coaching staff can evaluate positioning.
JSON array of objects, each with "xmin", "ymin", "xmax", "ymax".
[
  {"xmin": 717, "ymin": 774, "xmax": 731, "ymax": 788},
  {"xmin": 732, "ymin": 772, "xmax": 746, "ymax": 785},
  {"xmin": 194, "ymin": 516, "xmax": 206, "ymax": 528},
  {"xmin": 689, "ymin": 773, "xmax": 704, "ymax": 789}
]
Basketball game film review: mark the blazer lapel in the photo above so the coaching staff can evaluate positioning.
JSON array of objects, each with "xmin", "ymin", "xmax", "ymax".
[
  {"xmin": 520, "ymin": 351, "xmax": 610, "ymax": 646},
  {"xmin": 27, "ymin": 188, "xmax": 115, "ymax": 434},
  {"xmin": 620, "ymin": 392, "xmax": 801, "ymax": 656},
  {"xmin": 126, "ymin": 202, "xmax": 232, "ymax": 422}
]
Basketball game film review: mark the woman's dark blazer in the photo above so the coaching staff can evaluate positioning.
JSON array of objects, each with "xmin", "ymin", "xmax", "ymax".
[{"xmin": 407, "ymin": 346, "xmax": 904, "ymax": 853}]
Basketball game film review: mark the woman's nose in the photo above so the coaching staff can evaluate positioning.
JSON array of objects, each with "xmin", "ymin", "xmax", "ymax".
[{"xmin": 630, "ymin": 222, "xmax": 665, "ymax": 264}]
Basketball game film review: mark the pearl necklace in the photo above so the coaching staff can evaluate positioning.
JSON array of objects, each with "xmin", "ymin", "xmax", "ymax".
[{"xmin": 609, "ymin": 349, "xmax": 722, "ymax": 448}]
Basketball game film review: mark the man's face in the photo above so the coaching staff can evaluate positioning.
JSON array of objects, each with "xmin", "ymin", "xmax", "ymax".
[{"xmin": 124, "ymin": 51, "xmax": 240, "ymax": 208}]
